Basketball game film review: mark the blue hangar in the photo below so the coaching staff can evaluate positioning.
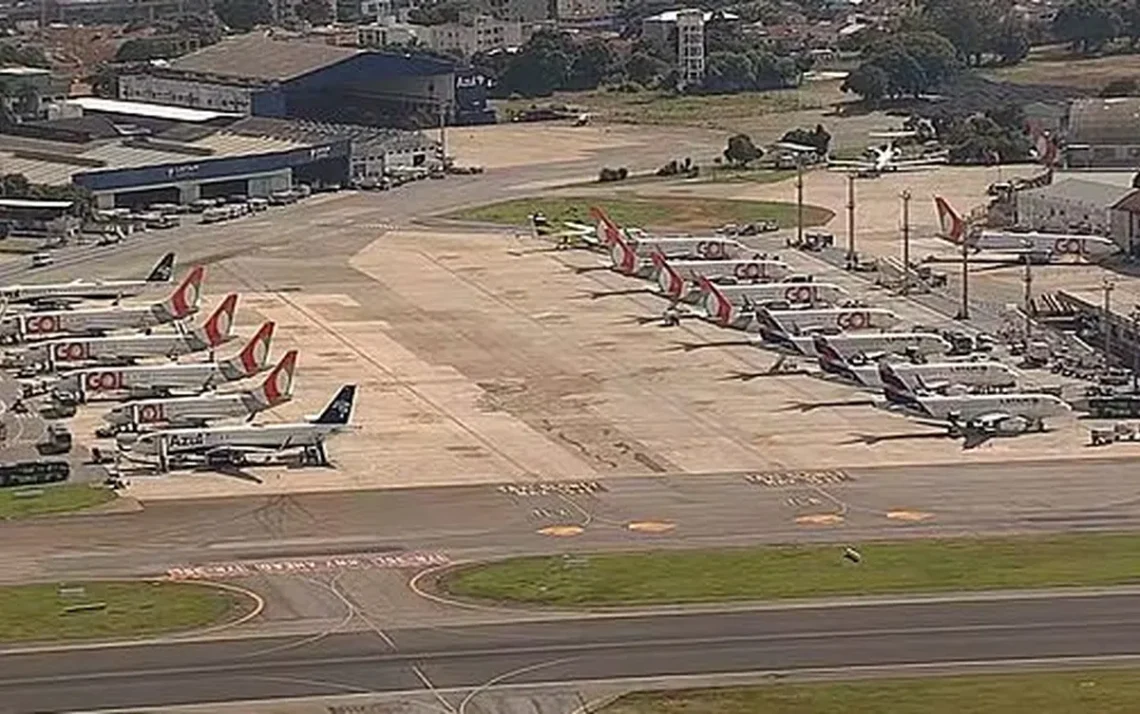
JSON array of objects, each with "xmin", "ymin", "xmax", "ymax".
[{"xmin": 117, "ymin": 32, "xmax": 495, "ymax": 129}]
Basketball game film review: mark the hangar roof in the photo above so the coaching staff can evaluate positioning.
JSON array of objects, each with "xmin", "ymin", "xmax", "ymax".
[
  {"xmin": 168, "ymin": 33, "xmax": 361, "ymax": 82},
  {"xmin": 66, "ymin": 97, "xmax": 242, "ymax": 123}
]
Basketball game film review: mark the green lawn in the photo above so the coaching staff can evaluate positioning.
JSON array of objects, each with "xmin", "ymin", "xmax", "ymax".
[
  {"xmin": 440, "ymin": 533, "xmax": 1140, "ymax": 606},
  {"xmin": 0, "ymin": 484, "xmax": 116, "ymax": 520},
  {"xmin": 603, "ymin": 671, "xmax": 1140, "ymax": 714},
  {"xmin": 0, "ymin": 580, "xmax": 256, "ymax": 644},
  {"xmin": 494, "ymin": 85, "xmax": 829, "ymax": 127},
  {"xmin": 447, "ymin": 196, "xmax": 832, "ymax": 231},
  {"xmin": 700, "ymin": 167, "xmax": 797, "ymax": 185}
]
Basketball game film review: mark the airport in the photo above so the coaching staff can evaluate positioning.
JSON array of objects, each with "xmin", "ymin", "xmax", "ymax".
[{"xmin": 8, "ymin": 19, "xmax": 1140, "ymax": 714}]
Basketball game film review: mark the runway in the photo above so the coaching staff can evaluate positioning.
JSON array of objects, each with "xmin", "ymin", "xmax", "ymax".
[
  {"xmin": 5, "ymin": 592, "xmax": 1140, "ymax": 711},
  {"xmin": 4, "ymin": 457, "xmax": 1140, "ymax": 585}
]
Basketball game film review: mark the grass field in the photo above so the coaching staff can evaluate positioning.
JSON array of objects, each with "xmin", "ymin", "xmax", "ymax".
[
  {"xmin": 0, "ymin": 484, "xmax": 116, "ymax": 519},
  {"xmin": 984, "ymin": 47, "xmax": 1140, "ymax": 89},
  {"xmin": 701, "ymin": 167, "xmax": 797, "ymax": 184},
  {"xmin": 603, "ymin": 670, "xmax": 1140, "ymax": 714},
  {"xmin": 440, "ymin": 533, "xmax": 1140, "ymax": 606},
  {"xmin": 447, "ymin": 195, "xmax": 832, "ymax": 230},
  {"xmin": 0, "ymin": 580, "xmax": 255, "ymax": 644},
  {"xmin": 494, "ymin": 85, "xmax": 831, "ymax": 128}
]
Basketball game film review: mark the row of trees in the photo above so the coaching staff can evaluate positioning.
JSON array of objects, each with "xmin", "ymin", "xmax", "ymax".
[{"xmin": 841, "ymin": 32, "xmax": 959, "ymax": 102}]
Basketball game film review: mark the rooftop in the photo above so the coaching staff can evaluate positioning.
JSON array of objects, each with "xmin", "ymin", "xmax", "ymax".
[
  {"xmin": 167, "ymin": 33, "xmax": 360, "ymax": 82},
  {"xmin": 66, "ymin": 97, "xmax": 242, "ymax": 123},
  {"xmin": 0, "ymin": 198, "xmax": 73, "ymax": 209},
  {"xmin": 644, "ymin": 9, "xmax": 740, "ymax": 22},
  {"xmin": 1068, "ymin": 97, "xmax": 1140, "ymax": 144},
  {"xmin": 1021, "ymin": 177, "xmax": 1135, "ymax": 207}
]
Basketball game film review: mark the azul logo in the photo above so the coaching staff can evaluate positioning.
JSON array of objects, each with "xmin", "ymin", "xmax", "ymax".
[
  {"xmin": 169, "ymin": 433, "xmax": 206, "ymax": 448},
  {"xmin": 456, "ymin": 75, "xmax": 487, "ymax": 88},
  {"xmin": 309, "ymin": 146, "xmax": 332, "ymax": 160},
  {"xmin": 166, "ymin": 164, "xmax": 201, "ymax": 179}
]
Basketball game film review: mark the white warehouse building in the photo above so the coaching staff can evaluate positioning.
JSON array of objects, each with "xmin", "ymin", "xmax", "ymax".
[{"xmin": 1016, "ymin": 178, "xmax": 1135, "ymax": 240}]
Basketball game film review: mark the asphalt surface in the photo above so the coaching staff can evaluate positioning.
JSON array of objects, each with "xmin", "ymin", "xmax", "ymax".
[{"xmin": 5, "ymin": 592, "xmax": 1140, "ymax": 711}]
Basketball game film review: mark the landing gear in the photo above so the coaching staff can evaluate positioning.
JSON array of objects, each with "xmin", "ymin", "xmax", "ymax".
[
  {"xmin": 301, "ymin": 443, "xmax": 330, "ymax": 467},
  {"xmin": 661, "ymin": 307, "xmax": 681, "ymax": 327}
]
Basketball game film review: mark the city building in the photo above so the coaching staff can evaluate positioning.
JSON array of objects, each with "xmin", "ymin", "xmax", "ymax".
[
  {"xmin": 481, "ymin": 0, "xmax": 550, "ymax": 22},
  {"xmin": 676, "ymin": 9, "xmax": 706, "ymax": 90},
  {"xmin": 422, "ymin": 14, "xmax": 526, "ymax": 56},
  {"xmin": 0, "ymin": 67, "xmax": 71, "ymax": 123},
  {"xmin": 357, "ymin": 18, "xmax": 422, "ymax": 48},
  {"xmin": 117, "ymin": 32, "xmax": 494, "ymax": 128},
  {"xmin": 360, "ymin": 0, "xmax": 394, "ymax": 20},
  {"xmin": 555, "ymin": 0, "xmax": 624, "ymax": 27},
  {"xmin": 641, "ymin": 8, "xmax": 738, "ymax": 51}
]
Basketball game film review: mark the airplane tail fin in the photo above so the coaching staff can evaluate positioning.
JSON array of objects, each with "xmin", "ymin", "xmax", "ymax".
[
  {"xmin": 590, "ymin": 205, "xmax": 622, "ymax": 247},
  {"xmin": 697, "ymin": 275, "xmax": 734, "ymax": 325},
  {"xmin": 190, "ymin": 293, "xmax": 238, "ymax": 348},
  {"xmin": 158, "ymin": 265, "xmax": 204, "ymax": 320},
  {"xmin": 933, "ymin": 196, "xmax": 965, "ymax": 244},
  {"xmin": 251, "ymin": 350, "xmax": 297, "ymax": 408},
  {"xmin": 651, "ymin": 251, "xmax": 685, "ymax": 299},
  {"xmin": 312, "ymin": 384, "xmax": 356, "ymax": 425},
  {"xmin": 220, "ymin": 321, "xmax": 275, "ymax": 378},
  {"xmin": 147, "ymin": 253, "xmax": 176, "ymax": 282},
  {"xmin": 878, "ymin": 361, "xmax": 917, "ymax": 405},
  {"xmin": 608, "ymin": 230, "xmax": 639, "ymax": 275}
]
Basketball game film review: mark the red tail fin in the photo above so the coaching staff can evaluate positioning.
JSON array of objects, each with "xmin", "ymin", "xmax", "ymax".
[
  {"xmin": 233, "ymin": 322, "xmax": 274, "ymax": 376},
  {"xmin": 253, "ymin": 349, "xmax": 297, "ymax": 407},
  {"xmin": 160, "ymin": 265, "xmax": 204, "ymax": 319},
  {"xmin": 933, "ymin": 196, "xmax": 965, "ymax": 243},
  {"xmin": 192, "ymin": 293, "xmax": 238, "ymax": 348},
  {"xmin": 651, "ymin": 251, "xmax": 685, "ymax": 300},
  {"xmin": 590, "ymin": 206, "xmax": 623, "ymax": 247},
  {"xmin": 608, "ymin": 231, "xmax": 639, "ymax": 275},
  {"xmin": 697, "ymin": 275, "xmax": 733, "ymax": 325}
]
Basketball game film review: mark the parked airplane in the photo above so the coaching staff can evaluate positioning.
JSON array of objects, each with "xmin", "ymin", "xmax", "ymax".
[
  {"xmin": 120, "ymin": 383, "xmax": 357, "ymax": 471},
  {"xmin": 696, "ymin": 276, "xmax": 849, "ymax": 309},
  {"xmin": 829, "ymin": 132, "xmax": 948, "ymax": 176},
  {"xmin": 877, "ymin": 359, "xmax": 1019, "ymax": 399},
  {"xmin": 934, "ymin": 196, "xmax": 1118, "ymax": 261},
  {"xmin": 105, "ymin": 350, "xmax": 297, "ymax": 430},
  {"xmin": 650, "ymin": 253, "xmax": 793, "ymax": 302},
  {"xmin": 6, "ymin": 293, "xmax": 238, "ymax": 370},
  {"xmin": 0, "ymin": 265, "xmax": 204, "ymax": 342},
  {"xmin": 53, "ymin": 321, "xmax": 275, "ymax": 403},
  {"xmin": 0, "ymin": 253, "xmax": 175, "ymax": 308},
  {"xmin": 596, "ymin": 206, "xmax": 749, "ymax": 257},
  {"xmin": 810, "ymin": 331, "xmax": 951, "ymax": 362},
  {"xmin": 609, "ymin": 228, "xmax": 750, "ymax": 277},
  {"xmin": 700, "ymin": 280, "xmax": 900, "ymax": 333},
  {"xmin": 876, "ymin": 391, "xmax": 1071, "ymax": 436}
]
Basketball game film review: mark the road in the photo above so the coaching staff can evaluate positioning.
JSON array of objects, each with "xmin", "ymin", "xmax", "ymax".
[{"xmin": 4, "ymin": 592, "xmax": 1140, "ymax": 711}]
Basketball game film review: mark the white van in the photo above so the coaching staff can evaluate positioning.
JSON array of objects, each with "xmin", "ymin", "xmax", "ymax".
[{"xmin": 31, "ymin": 253, "xmax": 54, "ymax": 268}]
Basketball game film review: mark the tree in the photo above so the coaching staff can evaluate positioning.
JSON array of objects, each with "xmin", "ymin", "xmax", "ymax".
[
  {"xmin": 1121, "ymin": 0, "xmax": 1140, "ymax": 48},
  {"xmin": 724, "ymin": 133, "xmax": 763, "ymax": 167},
  {"xmin": 702, "ymin": 52, "xmax": 755, "ymax": 93},
  {"xmin": 295, "ymin": 0, "xmax": 332, "ymax": 24},
  {"xmin": 624, "ymin": 52, "xmax": 667, "ymax": 86},
  {"xmin": 566, "ymin": 37, "xmax": 614, "ymax": 91},
  {"xmin": 499, "ymin": 31, "xmax": 575, "ymax": 97},
  {"xmin": 88, "ymin": 63, "xmax": 119, "ymax": 99},
  {"xmin": 841, "ymin": 63, "xmax": 889, "ymax": 102},
  {"xmin": 1053, "ymin": 0, "xmax": 1121, "ymax": 54},
  {"xmin": 992, "ymin": 19, "xmax": 1031, "ymax": 64},
  {"xmin": 213, "ymin": 0, "xmax": 272, "ymax": 31}
]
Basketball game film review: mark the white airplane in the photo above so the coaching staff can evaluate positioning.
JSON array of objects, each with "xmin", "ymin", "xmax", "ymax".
[
  {"xmin": 608, "ymin": 226, "xmax": 750, "ymax": 277},
  {"xmin": 53, "ymin": 321, "xmax": 275, "ymax": 403},
  {"xmin": 651, "ymin": 253, "xmax": 793, "ymax": 302},
  {"xmin": 0, "ymin": 265, "xmax": 205, "ymax": 342},
  {"xmin": 810, "ymin": 331, "xmax": 950, "ymax": 362},
  {"xmin": 105, "ymin": 350, "xmax": 297, "ymax": 430},
  {"xmin": 934, "ymin": 196, "xmax": 1118, "ymax": 261},
  {"xmin": 696, "ymin": 275, "xmax": 848, "ymax": 309},
  {"xmin": 7, "ymin": 293, "xmax": 239, "ymax": 370},
  {"xmin": 815, "ymin": 337, "xmax": 1016, "ymax": 391},
  {"xmin": 877, "ymin": 358, "xmax": 1019, "ymax": 398},
  {"xmin": 0, "ymin": 253, "xmax": 175, "ymax": 308},
  {"xmin": 829, "ymin": 131, "xmax": 948, "ymax": 176},
  {"xmin": 119, "ymin": 383, "xmax": 357, "ymax": 471},
  {"xmin": 700, "ymin": 279, "xmax": 900, "ymax": 333},
  {"xmin": 876, "ymin": 391, "xmax": 1071, "ymax": 437}
]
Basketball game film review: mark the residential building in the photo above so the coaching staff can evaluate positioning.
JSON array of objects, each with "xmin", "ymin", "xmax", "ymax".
[
  {"xmin": 481, "ymin": 0, "xmax": 550, "ymax": 22},
  {"xmin": 642, "ymin": 9, "xmax": 738, "ymax": 50},
  {"xmin": 556, "ymin": 0, "xmax": 624, "ymax": 27},
  {"xmin": 358, "ymin": 18, "xmax": 422, "ymax": 48},
  {"xmin": 360, "ymin": 0, "xmax": 393, "ymax": 19},
  {"xmin": 0, "ymin": 67, "xmax": 70, "ymax": 123},
  {"xmin": 676, "ymin": 9, "xmax": 705, "ymax": 90},
  {"xmin": 422, "ymin": 14, "xmax": 526, "ymax": 56},
  {"xmin": 1016, "ymin": 178, "xmax": 1135, "ymax": 241}
]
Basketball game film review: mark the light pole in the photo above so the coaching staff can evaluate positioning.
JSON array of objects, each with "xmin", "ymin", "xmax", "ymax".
[
  {"xmin": 900, "ymin": 189, "xmax": 911, "ymax": 295},
  {"xmin": 1103, "ymin": 277, "xmax": 1116, "ymax": 366},
  {"xmin": 957, "ymin": 224, "xmax": 970, "ymax": 320},
  {"xmin": 795, "ymin": 154, "xmax": 805, "ymax": 247},
  {"xmin": 1131, "ymin": 307, "xmax": 1140, "ymax": 391},
  {"xmin": 1022, "ymin": 255, "xmax": 1033, "ymax": 343},
  {"xmin": 845, "ymin": 173, "xmax": 856, "ymax": 268}
]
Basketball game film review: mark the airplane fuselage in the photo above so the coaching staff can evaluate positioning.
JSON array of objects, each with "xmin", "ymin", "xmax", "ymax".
[
  {"xmin": 886, "ymin": 393, "xmax": 1071, "ymax": 425},
  {"xmin": 12, "ymin": 331, "xmax": 230, "ymax": 369},
  {"xmin": 975, "ymin": 231, "xmax": 1117, "ymax": 259},
  {"xmin": 0, "ymin": 304, "xmax": 178, "ymax": 341},
  {"xmin": 56, "ymin": 361, "xmax": 260, "ymax": 401},
  {"xmin": 0, "ymin": 281, "xmax": 151, "ymax": 304},
  {"xmin": 105, "ymin": 392, "xmax": 269, "ymax": 428},
  {"xmin": 708, "ymin": 282, "xmax": 848, "ymax": 308},
  {"xmin": 128, "ymin": 422, "xmax": 346, "ymax": 457}
]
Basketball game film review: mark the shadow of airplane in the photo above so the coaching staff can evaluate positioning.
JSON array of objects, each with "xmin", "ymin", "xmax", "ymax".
[
  {"xmin": 583, "ymin": 288, "xmax": 655, "ymax": 300},
  {"xmin": 719, "ymin": 370, "xmax": 807, "ymax": 382},
  {"xmin": 780, "ymin": 398, "xmax": 876, "ymax": 413},
  {"xmin": 666, "ymin": 340, "xmax": 754, "ymax": 352}
]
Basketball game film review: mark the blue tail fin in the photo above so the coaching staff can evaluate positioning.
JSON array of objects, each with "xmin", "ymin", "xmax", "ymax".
[
  {"xmin": 147, "ymin": 253, "xmax": 176, "ymax": 282},
  {"xmin": 313, "ymin": 385, "xmax": 356, "ymax": 425}
]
